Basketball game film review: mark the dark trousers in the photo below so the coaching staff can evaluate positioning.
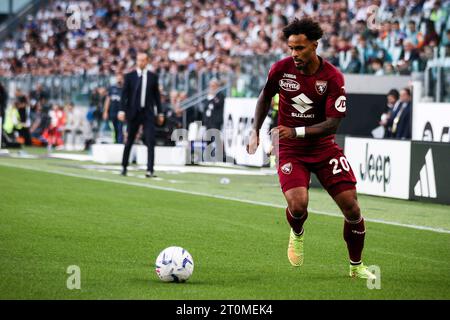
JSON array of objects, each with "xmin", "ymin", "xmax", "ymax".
[
  {"xmin": 19, "ymin": 127, "xmax": 32, "ymax": 146},
  {"xmin": 111, "ymin": 118, "xmax": 123, "ymax": 144},
  {"xmin": 122, "ymin": 111, "xmax": 155, "ymax": 172}
]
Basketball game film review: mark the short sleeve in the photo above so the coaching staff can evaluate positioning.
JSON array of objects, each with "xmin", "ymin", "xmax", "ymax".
[
  {"xmin": 262, "ymin": 64, "xmax": 279, "ymax": 98},
  {"xmin": 325, "ymin": 72, "xmax": 347, "ymax": 118}
]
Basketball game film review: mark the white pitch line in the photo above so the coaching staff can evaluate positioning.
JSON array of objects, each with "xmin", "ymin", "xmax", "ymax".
[{"xmin": 1, "ymin": 162, "xmax": 450, "ymax": 234}]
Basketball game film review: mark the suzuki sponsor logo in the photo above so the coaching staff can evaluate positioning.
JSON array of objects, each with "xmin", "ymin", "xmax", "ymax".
[
  {"xmin": 291, "ymin": 93, "xmax": 313, "ymax": 114},
  {"xmin": 359, "ymin": 143, "xmax": 391, "ymax": 192},
  {"xmin": 413, "ymin": 149, "xmax": 437, "ymax": 198},
  {"xmin": 279, "ymin": 79, "xmax": 300, "ymax": 92},
  {"xmin": 291, "ymin": 113, "xmax": 315, "ymax": 118}
]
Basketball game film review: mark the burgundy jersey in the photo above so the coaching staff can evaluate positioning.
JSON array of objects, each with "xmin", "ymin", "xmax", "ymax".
[{"xmin": 263, "ymin": 56, "xmax": 347, "ymax": 159}]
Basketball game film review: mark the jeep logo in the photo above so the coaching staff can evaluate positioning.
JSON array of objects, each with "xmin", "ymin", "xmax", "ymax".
[
  {"xmin": 359, "ymin": 143, "xmax": 391, "ymax": 192},
  {"xmin": 279, "ymin": 79, "xmax": 300, "ymax": 92}
]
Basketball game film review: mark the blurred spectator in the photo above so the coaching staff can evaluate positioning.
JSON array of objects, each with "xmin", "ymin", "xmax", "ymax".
[
  {"xmin": 30, "ymin": 83, "xmax": 49, "ymax": 109},
  {"xmin": 43, "ymin": 103, "xmax": 66, "ymax": 150},
  {"xmin": 64, "ymin": 102, "xmax": 85, "ymax": 150},
  {"xmin": 89, "ymin": 86, "xmax": 108, "ymax": 140},
  {"xmin": 16, "ymin": 95, "xmax": 32, "ymax": 146},
  {"xmin": 391, "ymin": 87, "xmax": 412, "ymax": 139},
  {"xmin": 0, "ymin": 81, "xmax": 7, "ymax": 128},
  {"xmin": 443, "ymin": 29, "xmax": 450, "ymax": 47},
  {"xmin": 0, "ymin": 0, "xmax": 447, "ymax": 78},
  {"xmin": 398, "ymin": 40, "xmax": 421, "ymax": 73},
  {"xmin": 380, "ymin": 88, "xmax": 400, "ymax": 138},
  {"xmin": 344, "ymin": 47, "xmax": 362, "ymax": 74},
  {"xmin": 2, "ymin": 102, "xmax": 20, "ymax": 142},
  {"xmin": 443, "ymin": 29, "xmax": 450, "ymax": 56},
  {"xmin": 384, "ymin": 63, "xmax": 396, "ymax": 75},
  {"xmin": 156, "ymin": 90, "xmax": 181, "ymax": 145},
  {"xmin": 423, "ymin": 19, "xmax": 440, "ymax": 47},
  {"xmin": 202, "ymin": 79, "xmax": 225, "ymax": 130},
  {"xmin": 2, "ymin": 94, "xmax": 30, "ymax": 145},
  {"xmin": 429, "ymin": 1, "xmax": 447, "ymax": 34},
  {"xmin": 29, "ymin": 102, "xmax": 51, "ymax": 146},
  {"xmin": 163, "ymin": 90, "xmax": 181, "ymax": 128},
  {"xmin": 405, "ymin": 20, "xmax": 424, "ymax": 47},
  {"xmin": 371, "ymin": 58, "xmax": 385, "ymax": 76},
  {"xmin": 103, "ymin": 75, "xmax": 124, "ymax": 143}
]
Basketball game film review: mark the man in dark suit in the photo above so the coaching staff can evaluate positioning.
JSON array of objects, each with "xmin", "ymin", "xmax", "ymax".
[
  {"xmin": 118, "ymin": 52, "xmax": 164, "ymax": 177},
  {"xmin": 391, "ymin": 87, "xmax": 412, "ymax": 140},
  {"xmin": 202, "ymin": 79, "xmax": 225, "ymax": 131},
  {"xmin": 382, "ymin": 89, "xmax": 400, "ymax": 138}
]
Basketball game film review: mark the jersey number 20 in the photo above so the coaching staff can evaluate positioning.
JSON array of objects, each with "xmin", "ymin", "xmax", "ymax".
[{"xmin": 329, "ymin": 157, "xmax": 350, "ymax": 175}]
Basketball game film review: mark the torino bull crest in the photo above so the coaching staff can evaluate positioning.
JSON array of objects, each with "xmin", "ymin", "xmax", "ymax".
[{"xmin": 315, "ymin": 80, "xmax": 327, "ymax": 95}]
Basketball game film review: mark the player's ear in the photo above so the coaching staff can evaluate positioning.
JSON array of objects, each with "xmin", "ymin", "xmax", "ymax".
[{"xmin": 312, "ymin": 41, "xmax": 318, "ymax": 49}]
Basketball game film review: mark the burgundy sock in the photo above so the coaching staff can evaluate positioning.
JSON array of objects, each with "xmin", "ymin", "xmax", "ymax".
[
  {"xmin": 286, "ymin": 207, "xmax": 308, "ymax": 235},
  {"xmin": 343, "ymin": 216, "xmax": 366, "ymax": 264}
]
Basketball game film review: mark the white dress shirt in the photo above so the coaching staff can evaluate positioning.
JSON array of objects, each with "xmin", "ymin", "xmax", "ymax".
[{"xmin": 136, "ymin": 67, "xmax": 148, "ymax": 108}]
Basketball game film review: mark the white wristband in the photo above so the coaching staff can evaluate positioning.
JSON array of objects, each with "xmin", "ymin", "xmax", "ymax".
[{"xmin": 295, "ymin": 126, "xmax": 306, "ymax": 138}]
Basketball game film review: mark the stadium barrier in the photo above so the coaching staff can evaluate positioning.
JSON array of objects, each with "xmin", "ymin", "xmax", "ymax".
[
  {"xmin": 410, "ymin": 141, "xmax": 450, "ymax": 205},
  {"xmin": 344, "ymin": 137, "xmax": 450, "ymax": 205},
  {"xmin": 91, "ymin": 143, "xmax": 188, "ymax": 166},
  {"xmin": 136, "ymin": 145, "xmax": 188, "ymax": 166},
  {"xmin": 345, "ymin": 137, "xmax": 411, "ymax": 200},
  {"xmin": 223, "ymin": 98, "xmax": 271, "ymax": 167},
  {"xmin": 412, "ymin": 101, "xmax": 450, "ymax": 143},
  {"xmin": 91, "ymin": 143, "xmax": 126, "ymax": 164}
]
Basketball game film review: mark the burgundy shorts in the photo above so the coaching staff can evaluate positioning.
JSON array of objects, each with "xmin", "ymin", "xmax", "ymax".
[{"xmin": 277, "ymin": 146, "xmax": 357, "ymax": 198}]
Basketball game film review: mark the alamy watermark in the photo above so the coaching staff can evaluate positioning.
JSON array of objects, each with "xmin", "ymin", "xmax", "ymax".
[
  {"xmin": 66, "ymin": 265, "xmax": 81, "ymax": 290},
  {"xmin": 366, "ymin": 5, "xmax": 381, "ymax": 31},
  {"xmin": 66, "ymin": 3, "xmax": 93, "ymax": 30},
  {"xmin": 170, "ymin": 122, "xmax": 278, "ymax": 167},
  {"xmin": 366, "ymin": 265, "xmax": 381, "ymax": 289}
]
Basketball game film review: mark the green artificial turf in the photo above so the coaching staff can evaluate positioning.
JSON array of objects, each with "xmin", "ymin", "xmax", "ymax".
[{"xmin": 1, "ymin": 165, "xmax": 449, "ymax": 299}]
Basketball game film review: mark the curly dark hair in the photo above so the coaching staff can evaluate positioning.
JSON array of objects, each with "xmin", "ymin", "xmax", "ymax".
[{"xmin": 282, "ymin": 17, "xmax": 324, "ymax": 41}]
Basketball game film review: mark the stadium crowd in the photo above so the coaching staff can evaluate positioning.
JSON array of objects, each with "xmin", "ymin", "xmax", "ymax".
[
  {"xmin": 1, "ymin": 0, "xmax": 449, "ymax": 149},
  {"xmin": 0, "ymin": 0, "xmax": 449, "ymax": 78},
  {"xmin": 0, "ymin": 79, "xmax": 188, "ymax": 149}
]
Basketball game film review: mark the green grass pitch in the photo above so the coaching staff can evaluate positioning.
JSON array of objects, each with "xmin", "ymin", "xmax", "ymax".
[{"xmin": 0, "ymin": 158, "xmax": 449, "ymax": 299}]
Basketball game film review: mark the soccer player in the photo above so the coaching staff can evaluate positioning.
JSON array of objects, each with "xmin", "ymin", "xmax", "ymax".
[{"xmin": 247, "ymin": 18, "xmax": 376, "ymax": 280}]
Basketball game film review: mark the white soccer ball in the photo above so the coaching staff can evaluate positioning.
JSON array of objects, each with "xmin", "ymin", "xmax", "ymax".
[{"xmin": 155, "ymin": 246, "xmax": 194, "ymax": 282}]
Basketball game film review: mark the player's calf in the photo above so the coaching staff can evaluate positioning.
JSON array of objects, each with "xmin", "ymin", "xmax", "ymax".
[{"xmin": 285, "ymin": 207, "xmax": 308, "ymax": 235}]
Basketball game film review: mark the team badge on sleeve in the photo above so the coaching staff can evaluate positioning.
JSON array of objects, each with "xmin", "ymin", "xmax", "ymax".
[{"xmin": 315, "ymin": 80, "xmax": 327, "ymax": 95}]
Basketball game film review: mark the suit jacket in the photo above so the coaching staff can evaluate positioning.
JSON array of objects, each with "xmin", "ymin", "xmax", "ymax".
[
  {"xmin": 393, "ymin": 101, "xmax": 411, "ymax": 139},
  {"xmin": 385, "ymin": 100, "xmax": 401, "ymax": 138},
  {"xmin": 202, "ymin": 91, "xmax": 225, "ymax": 130},
  {"xmin": 120, "ymin": 69, "xmax": 162, "ymax": 121}
]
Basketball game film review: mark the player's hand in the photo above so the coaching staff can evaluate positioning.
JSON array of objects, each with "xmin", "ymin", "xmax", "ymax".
[
  {"xmin": 271, "ymin": 125, "xmax": 296, "ymax": 139},
  {"xmin": 117, "ymin": 112, "xmax": 125, "ymax": 122},
  {"xmin": 102, "ymin": 112, "xmax": 108, "ymax": 121},
  {"xmin": 246, "ymin": 129, "xmax": 259, "ymax": 154}
]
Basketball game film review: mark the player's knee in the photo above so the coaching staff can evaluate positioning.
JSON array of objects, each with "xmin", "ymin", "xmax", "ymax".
[
  {"xmin": 288, "ymin": 200, "xmax": 308, "ymax": 218},
  {"xmin": 343, "ymin": 201, "xmax": 361, "ymax": 221}
]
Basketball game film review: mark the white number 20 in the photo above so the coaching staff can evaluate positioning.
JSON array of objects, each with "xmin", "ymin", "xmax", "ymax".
[{"xmin": 329, "ymin": 157, "xmax": 350, "ymax": 175}]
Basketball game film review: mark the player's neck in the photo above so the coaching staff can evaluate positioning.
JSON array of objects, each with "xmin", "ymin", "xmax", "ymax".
[{"xmin": 300, "ymin": 55, "xmax": 321, "ymax": 76}]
